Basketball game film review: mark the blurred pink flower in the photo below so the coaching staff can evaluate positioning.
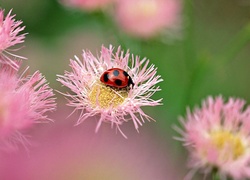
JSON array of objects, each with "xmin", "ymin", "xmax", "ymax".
[
  {"xmin": 0, "ymin": 9, "xmax": 26, "ymax": 70},
  {"xmin": 60, "ymin": 0, "xmax": 115, "ymax": 11},
  {"xmin": 0, "ymin": 106, "xmax": 183, "ymax": 180},
  {"xmin": 57, "ymin": 45, "xmax": 162, "ymax": 137},
  {"xmin": 0, "ymin": 65, "xmax": 56, "ymax": 151},
  {"xmin": 175, "ymin": 96, "xmax": 250, "ymax": 179},
  {"xmin": 115, "ymin": 0, "xmax": 182, "ymax": 38}
]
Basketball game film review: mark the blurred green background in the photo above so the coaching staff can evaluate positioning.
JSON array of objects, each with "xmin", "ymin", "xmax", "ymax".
[{"xmin": 1, "ymin": 0, "xmax": 250, "ymax": 179}]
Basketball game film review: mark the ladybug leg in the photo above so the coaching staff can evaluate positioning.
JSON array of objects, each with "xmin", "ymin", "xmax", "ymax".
[
  {"xmin": 131, "ymin": 81, "xmax": 135, "ymax": 89},
  {"xmin": 128, "ymin": 77, "xmax": 135, "ymax": 89}
]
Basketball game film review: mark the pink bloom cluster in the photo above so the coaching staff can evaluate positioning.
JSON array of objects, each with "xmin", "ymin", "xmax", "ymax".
[
  {"xmin": 57, "ymin": 45, "xmax": 162, "ymax": 137},
  {"xmin": 0, "ymin": 9, "xmax": 26, "ymax": 70},
  {"xmin": 0, "ymin": 9, "xmax": 56, "ymax": 151},
  {"xmin": 176, "ymin": 96, "xmax": 250, "ymax": 180}
]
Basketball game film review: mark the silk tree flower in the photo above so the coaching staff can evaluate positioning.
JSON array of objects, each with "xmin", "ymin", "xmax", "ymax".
[
  {"xmin": 60, "ymin": 0, "xmax": 115, "ymax": 11},
  {"xmin": 0, "ymin": 9, "xmax": 26, "ymax": 70},
  {"xmin": 175, "ymin": 96, "xmax": 250, "ymax": 180},
  {"xmin": 57, "ymin": 45, "xmax": 162, "ymax": 137},
  {"xmin": 0, "ymin": 65, "xmax": 56, "ymax": 151},
  {"xmin": 115, "ymin": 0, "xmax": 182, "ymax": 38}
]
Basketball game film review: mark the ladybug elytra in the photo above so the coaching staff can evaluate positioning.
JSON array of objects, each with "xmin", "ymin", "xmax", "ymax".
[{"xmin": 100, "ymin": 68, "xmax": 134, "ymax": 89}]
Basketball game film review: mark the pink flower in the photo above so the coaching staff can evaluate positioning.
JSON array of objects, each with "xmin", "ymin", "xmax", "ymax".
[
  {"xmin": 115, "ymin": 0, "xmax": 182, "ymax": 38},
  {"xmin": 57, "ymin": 45, "xmax": 163, "ymax": 137},
  {"xmin": 0, "ymin": 9, "xmax": 26, "ymax": 70},
  {"xmin": 0, "ymin": 10, "xmax": 25, "ymax": 51},
  {"xmin": 0, "ymin": 65, "xmax": 56, "ymax": 151},
  {"xmin": 60, "ymin": 0, "xmax": 115, "ymax": 11},
  {"xmin": 0, "ymin": 106, "xmax": 183, "ymax": 180},
  {"xmin": 175, "ymin": 96, "xmax": 250, "ymax": 180}
]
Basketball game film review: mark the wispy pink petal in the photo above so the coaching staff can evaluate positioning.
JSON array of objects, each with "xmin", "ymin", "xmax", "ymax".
[
  {"xmin": 0, "ymin": 65, "xmax": 56, "ymax": 151},
  {"xmin": 0, "ymin": 9, "xmax": 26, "ymax": 70}
]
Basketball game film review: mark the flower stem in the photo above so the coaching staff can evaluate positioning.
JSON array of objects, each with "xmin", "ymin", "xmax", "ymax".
[
  {"xmin": 212, "ymin": 172, "xmax": 220, "ymax": 180},
  {"xmin": 218, "ymin": 23, "xmax": 250, "ymax": 65},
  {"xmin": 183, "ymin": 0, "xmax": 197, "ymax": 70},
  {"xmin": 180, "ymin": 0, "xmax": 200, "ymax": 113}
]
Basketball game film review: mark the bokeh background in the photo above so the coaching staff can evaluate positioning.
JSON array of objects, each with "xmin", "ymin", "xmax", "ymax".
[{"xmin": 1, "ymin": 0, "xmax": 250, "ymax": 179}]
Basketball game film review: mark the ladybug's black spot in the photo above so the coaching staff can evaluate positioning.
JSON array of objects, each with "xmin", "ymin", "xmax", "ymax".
[
  {"xmin": 113, "ymin": 70, "xmax": 119, "ymax": 76},
  {"xmin": 115, "ymin": 79, "xmax": 122, "ymax": 86},
  {"xmin": 123, "ymin": 71, "xmax": 129, "ymax": 77},
  {"xmin": 103, "ymin": 73, "xmax": 109, "ymax": 82}
]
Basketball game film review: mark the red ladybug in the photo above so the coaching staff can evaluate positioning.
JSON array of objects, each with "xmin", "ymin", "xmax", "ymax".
[{"xmin": 100, "ymin": 68, "xmax": 134, "ymax": 89}]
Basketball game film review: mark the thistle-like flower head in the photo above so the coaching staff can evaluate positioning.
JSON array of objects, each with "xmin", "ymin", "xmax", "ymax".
[
  {"xmin": 175, "ymin": 96, "xmax": 250, "ymax": 180},
  {"xmin": 0, "ymin": 9, "xmax": 26, "ymax": 69},
  {"xmin": 0, "ymin": 65, "xmax": 56, "ymax": 151},
  {"xmin": 57, "ymin": 45, "xmax": 163, "ymax": 137}
]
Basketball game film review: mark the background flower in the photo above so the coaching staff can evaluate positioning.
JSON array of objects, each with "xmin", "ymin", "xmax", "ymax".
[
  {"xmin": 0, "ymin": 9, "xmax": 26, "ymax": 69},
  {"xmin": 115, "ymin": 0, "xmax": 182, "ymax": 38},
  {"xmin": 0, "ymin": 105, "xmax": 184, "ymax": 180},
  {"xmin": 176, "ymin": 96, "xmax": 250, "ymax": 179},
  {"xmin": 0, "ymin": 65, "xmax": 56, "ymax": 151}
]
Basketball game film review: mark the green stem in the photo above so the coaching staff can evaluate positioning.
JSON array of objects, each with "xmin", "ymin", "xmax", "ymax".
[
  {"xmin": 183, "ymin": 0, "xmax": 197, "ymax": 70},
  {"xmin": 180, "ymin": 0, "xmax": 199, "ymax": 113},
  {"xmin": 181, "ymin": 56, "xmax": 209, "ymax": 114},
  {"xmin": 212, "ymin": 171, "xmax": 220, "ymax": 180},
  {"xmin": 218, "ymin": 23, "xmax": 250, "ymax": 65}
]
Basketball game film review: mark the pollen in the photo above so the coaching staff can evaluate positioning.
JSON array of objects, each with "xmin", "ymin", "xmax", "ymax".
[
  {"xmin": 210, "ymin": 130, "xmax": 246, "ymax": 161},
  {"xmin": 88, "ymin": 81, "xmax": 129, "ymax": 109}
]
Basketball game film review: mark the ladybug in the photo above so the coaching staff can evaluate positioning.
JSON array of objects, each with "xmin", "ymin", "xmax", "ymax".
[{"xmin": 100, "ymin": 68, "xmax": 134, "ymax": 89}]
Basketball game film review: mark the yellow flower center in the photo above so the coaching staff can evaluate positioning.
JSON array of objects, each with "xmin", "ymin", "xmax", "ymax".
[
  {"xmin": 88, "ymin": 81, "xmax": 128, "ymax": 109},
  {"xmin": 210, "ymin": 130, "xmax": 246, "ymax": 161}
]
